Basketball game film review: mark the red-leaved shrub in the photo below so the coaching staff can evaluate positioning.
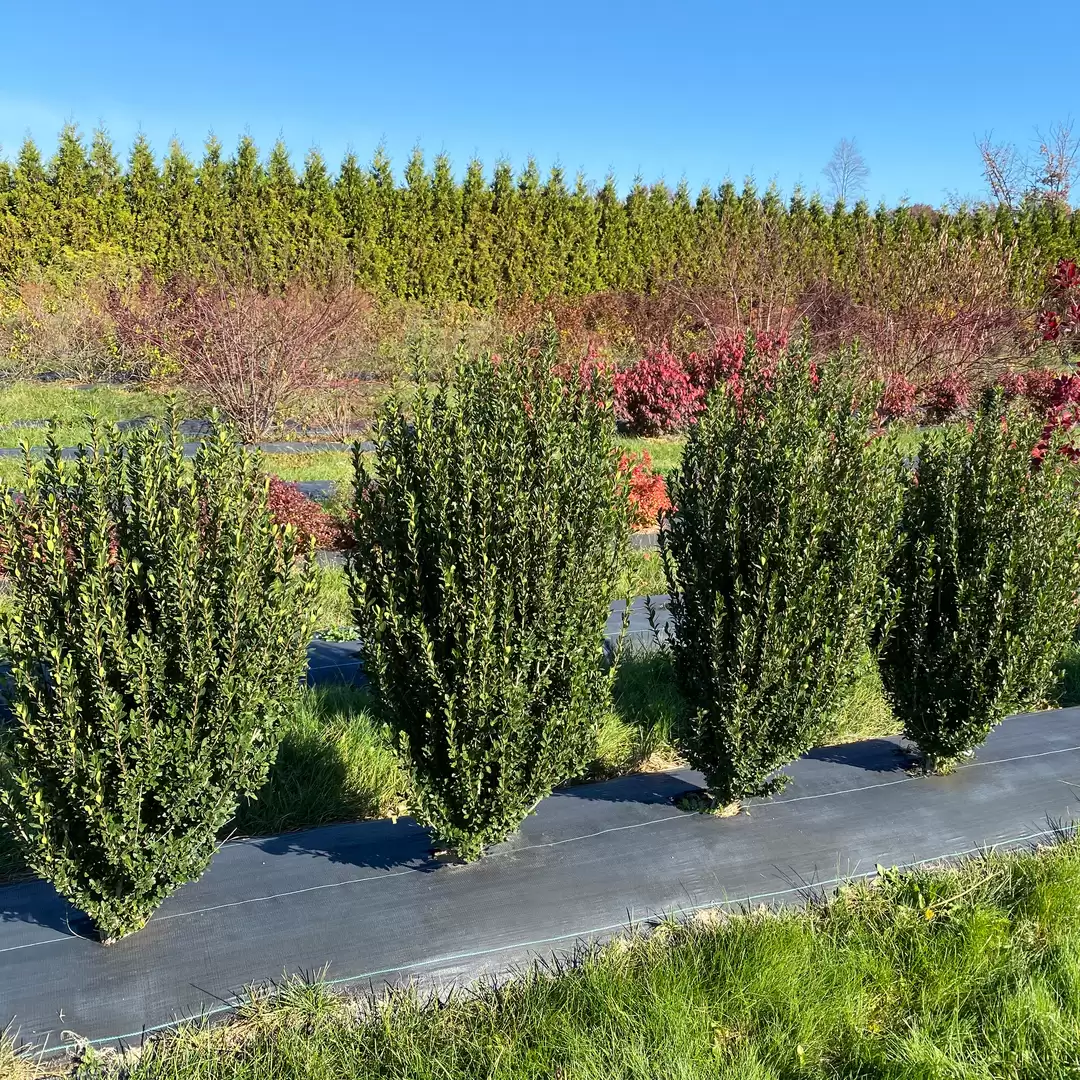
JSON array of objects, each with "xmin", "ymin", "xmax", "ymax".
[
  {"xmin": 996, "ymin": 368, "xmax": 1080, "ymax": 417},
  {"xmin": 685, "ymin": 330, "xmax": 788, "ymax": 395},
  {"xmin": 877, "ymin": 373, "xmax": 919, "ymax": 423},
  {"xmin": 1032, "ymin": 407, "xmax": 1080, "ymax": 467},
  {"xmin": 266, "ymin": 478, "xmax": 352, "ymax": 551},
  {"xmin": 1039, "ymin": 259, "xmax": 1080, "ymax": 346},
  {"xmin": 920, "ymin": 373, "xmax": 971, "ymax": 421},
  {"xmin": 619, "ymin": 451, "xmax": 672, "ymax": 530},
  {"xmin": 614, "ymin": 346, "xmax": 704, "ymax": 436}
]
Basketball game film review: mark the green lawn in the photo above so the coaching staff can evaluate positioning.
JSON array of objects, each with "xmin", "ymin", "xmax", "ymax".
[
  {"xmin": 617, "ymin": 435, "xmax": 686, "ymax": 474},
  {"xmin": 0, "ymin": 380, "xmax": 188, "ymax": 448},
  {"xmin": 37, "ymin": 835, "xmax": 1080, "ymax": 1079},
  {"xmin": 262, "ymin": 450, "xmax": 359, "ymax": 483}
]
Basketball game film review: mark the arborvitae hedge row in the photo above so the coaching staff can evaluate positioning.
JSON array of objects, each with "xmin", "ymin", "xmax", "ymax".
[{"xmin": 1, "ymin": 126, "xmax": 1077, "ymax": 306}]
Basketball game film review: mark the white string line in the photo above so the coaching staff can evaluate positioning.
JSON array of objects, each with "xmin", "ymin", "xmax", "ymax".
[{"xmin": 766, "ymin": 741, "xmax": 1080, "ymax": 808}]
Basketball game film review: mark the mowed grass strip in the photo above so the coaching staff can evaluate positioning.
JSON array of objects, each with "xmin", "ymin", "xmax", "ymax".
[
  {"xmin": 0, "ymin": 381, "xmax": 188, "ymax": 447},
  {"xmin": 25, "ymin": 835, "xmax": 1080, "ymax": 1079}
]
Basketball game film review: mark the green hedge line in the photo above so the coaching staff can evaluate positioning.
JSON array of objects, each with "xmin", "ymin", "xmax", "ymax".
[{"xmin": 1, "ymin": 126, "xmax": 1078, "ymax": 304}]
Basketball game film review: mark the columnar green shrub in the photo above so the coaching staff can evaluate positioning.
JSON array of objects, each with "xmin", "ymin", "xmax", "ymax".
[
  {"xmin": 661, "ymin": 337, "xmax": 904, "ymax": 806},
  {"xmin": 0, "ymin": 420, "xmax": 318, "ymax": 940},
  {"xmin": 879, "ymin": 394, "xmax": 1080, "ymax": 767},
  {"xmin": 348, "ymin": 334, "xmax": 627, "ymax": 860}
]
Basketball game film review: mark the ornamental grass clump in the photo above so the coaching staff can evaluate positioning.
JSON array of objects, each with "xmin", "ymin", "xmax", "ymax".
[
  {"xmin": 880, "ymin": 391, "xmax": 1080, "ymax": 770},
  {"xmin": 0, "ymin": 419, "xmax": 318, "ymax": 941},
  {"xmin": 348, "ymin": 333, "xmax": 628, "ymax": 861},
  {"xmin": 662, "ymin": 334, "xmax": 904, "ymax": 808}
]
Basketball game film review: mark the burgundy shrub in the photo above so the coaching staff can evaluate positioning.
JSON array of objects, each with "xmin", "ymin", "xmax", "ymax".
[
  {"xmin": 685, "ymin": 330, "xmax": 788, "ymax": 396},
  {"xmin": 613, "ymin": 346, "xmax": 704, "ymax": 436},
  {"xmin": 920, "ymin": 373, "xmax": 971, "ymax": 421},
  {"xmin": 876, "ymin": 373, "xmax": 919, "ymax": 423},
  {"xmin": 266, "ymin": 478, "xmax": 352, "ymax": 551},
  {"xmin": 996, "ymin": 368, "xmax": 1080, "ymax": 417},
  {"xmin": 1038, "ymin": 259, "xmax": 1080, "ymax": 347},
  {"xmin": 1032, "ymin": 407, "xmax": 1080, "ymax": 468}
]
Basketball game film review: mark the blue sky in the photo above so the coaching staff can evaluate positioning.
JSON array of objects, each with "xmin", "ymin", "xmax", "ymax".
[{"xmin": 0, "ymin": 0, "xmax": 1071, "ymax": 205}]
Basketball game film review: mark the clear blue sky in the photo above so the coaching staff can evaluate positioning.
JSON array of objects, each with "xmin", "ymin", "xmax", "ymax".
[{"xmin": 0, "ymin": 0, "xmax": 1070, "ymax": 205}]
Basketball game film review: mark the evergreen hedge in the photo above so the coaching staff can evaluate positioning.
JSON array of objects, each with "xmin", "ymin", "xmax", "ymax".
[
  {"xmin": 0, "ymin": 419, "xmax": 318, "ymax": 941},
  {"xmin": 0, "ymin": 126, "xmax": 1076, "ymax": 305},
  {"xmin": 661, "ymin": 337, "xmax": 904, "ymax": 806},
  {"xmin": 880, "ymin": 394, "xmax": 1080, "ymax": 767},
  {"xmin": 348, "ymin": 333, "xmax": 627, "ymax": 860}
]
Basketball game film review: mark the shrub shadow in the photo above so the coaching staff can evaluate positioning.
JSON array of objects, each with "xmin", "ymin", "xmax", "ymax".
[
  {"xmin": 0, "ymin": 876, "xmax": 93, "ymax": 937},
  {"xmin": 802, "ymin": 737, "xmax": 914, "ymax": 774},
  {"xmin": 555, "ymin": 769, "xmax": 703, "ymax": 806},
  {"xmin": 251, "ymin": 816, "xmax": 441, "ymax": 875}
]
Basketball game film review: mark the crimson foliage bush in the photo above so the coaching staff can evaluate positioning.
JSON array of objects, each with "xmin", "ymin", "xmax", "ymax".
[
  {"xmin": 685, "ymin": 331, "xmax": 788, "ymax": 395},
  {"xmin": 920, "ymin": 372, "xmax": 971, "ymax": 421},
  {"xmin": 1039, "ymin": 259, "xmax": 1080, "ymax": 346},
  {"xmin": 267, "ymin": 477, "xmax": 352, "ymax": 551},
  {"xmin": 614, "ymin": 346, "xmax": 704, "ymax": 436},
  {"xmin": 877, "ymin": 373, "xmax": 919, "ymax": 423}
]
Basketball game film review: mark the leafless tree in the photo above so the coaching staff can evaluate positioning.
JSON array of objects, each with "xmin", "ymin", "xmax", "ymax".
[
  {"xmin": 977, "ymin": 133, "xmax": 1028, "ymax": 211},
  {"xmin": 1034, "ymin": 120, "xmax": 1079, "ymax": 205},
  {"xmin": 823, "ymin": 137, "xmax": 870, "ymax": 204},
  {"xmin": 978, "ymin": 120, "xmax": 1079, "ymax": 208}
]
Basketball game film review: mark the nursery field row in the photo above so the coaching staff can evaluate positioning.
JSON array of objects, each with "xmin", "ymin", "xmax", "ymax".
[{"xmin": 2, "ymin": 333, "xmax": 1079, "ymax": 945}]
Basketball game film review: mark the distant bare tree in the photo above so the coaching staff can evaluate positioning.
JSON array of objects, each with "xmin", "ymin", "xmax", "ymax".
[
  {"xmin": 978, "ymin": 120, "xmax": 1079, "ymax": 208},
  {"xmin": 1034, "ymin": 120, "xmax": 1079, "ymax": 205},
  {"xmin": 977, "ymin": 133, "xmax": 1027, "ymax": 211},
  {"xmin": 823, "ymin": 137, "xmax": 870, "ymax": 204}
]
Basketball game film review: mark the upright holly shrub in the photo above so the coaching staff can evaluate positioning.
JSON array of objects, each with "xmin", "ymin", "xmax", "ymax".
[
  {"xmin": 879, "ymin": 392, "xmax": 1080, "ymax": 768},
  {"xmin": 661, "ymin": 336, "xmax": 904, "ymax": 806},
  {"xmin": 349, "ymin": 335, "xmax": 627, "ymax": 860},
  {"xmin": 0, "ymin": 420, "xmax": 318, "ymax": 941}
]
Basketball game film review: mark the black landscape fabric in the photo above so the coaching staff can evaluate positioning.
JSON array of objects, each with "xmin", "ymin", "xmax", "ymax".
[{"xmin": 2, "ymin": 706, "xmax": 1078, "ymax": 1056}]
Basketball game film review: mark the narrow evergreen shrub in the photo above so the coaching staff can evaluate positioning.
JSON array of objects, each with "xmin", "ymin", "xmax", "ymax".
[
  {"xmin": 348, "ymin": 334, "xmax": 627, "ymax": 860},
  {"xmin": 661, "ymin": 336, "xmax": 904, "ymax": 806},
  {"xmin": 879, "ymin": 392, "xmax": 1080, "ymax": 768},
  {"xmin": 0, "ymin": 420, "xmax": 318, "ymax": 941}
]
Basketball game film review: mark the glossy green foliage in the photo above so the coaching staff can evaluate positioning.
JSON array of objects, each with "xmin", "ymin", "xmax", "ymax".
[
  {"xmin": 880, "ymin": 393, "xmax": 1080, "ymax": 766},
  {"xmin": 0, "ymin": 418, "xmax": 318, "ymax": 940},
  {"xmin": 348, "ymin": 334, "xmax": 628, "ymax": 859},
  {"xmin": 662, "ymin": 337, "xmax": 904, "ymax": 804}
]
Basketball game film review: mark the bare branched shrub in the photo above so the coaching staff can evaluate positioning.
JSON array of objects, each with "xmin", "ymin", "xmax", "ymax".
[
  {"xmin": 806, "ymin": 230, "xmax": 1023, "ymax": 383},
  {"xmin": 0, "ymin": 254, "xmax": 142, "ymax": 380},
  {"xmin": 110, "ymin": 277, "xmax": 366, "ymax": 441}
]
